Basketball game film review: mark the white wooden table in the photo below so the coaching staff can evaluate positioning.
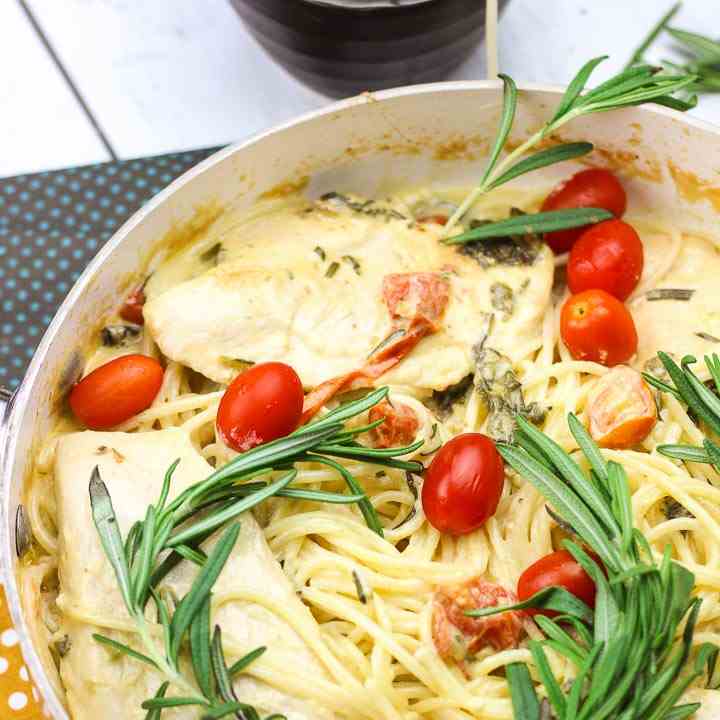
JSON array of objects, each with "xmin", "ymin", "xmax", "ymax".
[{"xmin": 2, "ymin": 0, "xmax": 719, "ymax": 178}]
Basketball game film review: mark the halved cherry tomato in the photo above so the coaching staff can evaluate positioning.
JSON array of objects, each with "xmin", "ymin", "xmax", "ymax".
[
  {"xmin": 119, "ymin": 285, "xmax": 146, "ymax": 325},
  {"xmin": 433, "ymin": 579, "xmax": 524, "ymax": 665},
  {"xmin": 560, "ymin": 289, "xmax": 638, "ymax": 366},
  {"xmin": 69, "ymin": 354, "xmax": 163, "ymax": 429},
  {"xmin": 517, "ymin": 550, "xmax": 597, "ymax": 617},
  {"xmin": 422, "ymin": 434, "xmax": 504, "ymax": 535},
  {"xmin": 369, "ymin": 400, "xmax": 419, "ymax": 449},
  {"xmin": 217, "ymin": 362, "xmax": 304, "ymax": 452},
  {"xmin": 542, "ymin": 168, "xmax": 627, "ymax": 254},
  {"xmin": 568, "ymin": 219, "xmax": 644, "ymax": 300},
  {"xmin": 586, "ymin": 366, "xmax": 657, "ymax": 448}
]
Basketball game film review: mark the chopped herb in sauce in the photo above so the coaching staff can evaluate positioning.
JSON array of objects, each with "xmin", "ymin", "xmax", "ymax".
[
  {"xmin": 325, "ymin": 261, "xmax": 340, "ymax": 278},
  {"xmin": 342, "ymin": 255, "xmax": 362, "ymax": 275},
  {"xmin": 429, "ymin": 374, "xmax": 474, "ymax": 418},
  {"xmin": 352, "ymin": 569, "xmax": 369, "ymax": 604},
  {"xmin": 15, "ymin": 505, "xmax": 32, "ymax": 559},
  {"xmin": 313, "ymin": 245, "xmax": 326, "ymax": 261},
  {"xmin": 646, "ymin": 288, "xmax": 695, "ymax": 301},
  {"xmin": 474, "ymin": 346, "xmax": 545, "ymax": 443},
  {"xmin": 375, "ymin": 470, "xmax": 387, "ymax": 479},
  {"xmin": 101, "ymin": 323, "xmax": 142, "ymax": 347},
  {"xmin": 54, "ymin": 635, "xmax": 72, "ymax": 658},
  {"xmin": 696, "ymin": 332, "xmax": 720, "ymax": 343},
  {"xmin": 490, "ymin": 282, "xmax": 514, "ymax": 320},
  {"xmin": 199, "ymin": 242, "xmax": 223, "ymax": 265},
  {"xmin": 458, "ymin": 210, "xmax": 541, "ymax": 268},
  {"xmin": 320, "ymin": 191, "xmax": 406, "ymax": 222},
  {"xmin": 662, "ymin": 497, "xmax": 694, "ymax": 522},
  {"xmin": 394, "ymin": 472, "xmax": 419, "ymax": 529}
]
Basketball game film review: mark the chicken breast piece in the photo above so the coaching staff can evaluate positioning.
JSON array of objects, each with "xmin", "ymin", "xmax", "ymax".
[
  {"xmin": 143, "ymin": 196, "xmax": 554, "ymax": 391},
  {"xmin": 54, "ymin": 427, "xmax": 332, "ymax": 720}
]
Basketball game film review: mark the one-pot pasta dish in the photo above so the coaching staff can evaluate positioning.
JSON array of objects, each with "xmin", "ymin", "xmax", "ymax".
[{"xmin": 17, "ymin": 64, "xmax": 720, "ymax": 720}]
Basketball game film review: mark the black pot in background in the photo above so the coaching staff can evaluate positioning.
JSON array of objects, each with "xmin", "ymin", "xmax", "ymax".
[{"xmin": 229, "ymin": 0, "xmax": 511, "ymax": 97}]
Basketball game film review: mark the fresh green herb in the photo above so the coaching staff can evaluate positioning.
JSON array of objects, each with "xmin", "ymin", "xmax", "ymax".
[
  {"xmin": 443, "ymin": 60, "xmax": 697, "ymax": 236},
  {"xmin": 626, "ymin": 3, "xmax": 720, "ymax": 95},
  {"xmin": 90, "ymin": 387, "xmax": 421, "ymax": 717},
  {"xmin": 647, "ymin": 352, "xmax": 720, "ymax": 469},
  {"xmin": 325, "ymin": 261, "xmax": 339, "ymax": 278},
  {"xmin": 313, "ymin": 245, "xmax": 326, "ymax": 261},
  {"xmin": 625, "ymin": 3, "xmax": 682, "ymax": 69},
  {"xmin": 459, "ymin": 213, "xmax": 542, "ymax": 268},
  {"xmin": 646, "ymin": 288, "xmax": 695, "ymax": 301},
  {"xmin": 445, "ymin": 208, "xmax": 613, "ymax": 245},
  {"xmin": 342, "ymin": 255, "xmax": 362, "ymax": 275},
  {"xmin": 467, "ymin": 413, "xmax": 719, "ymax": 719},
  {"xmin": 490, "ymin": 282, "xmax": 514, "ymax": 319}
]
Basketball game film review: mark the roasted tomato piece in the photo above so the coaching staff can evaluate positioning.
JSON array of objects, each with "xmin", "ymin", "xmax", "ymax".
[
  {"xmin": 432, "ymin": 579, "xmax": 524, "ymax": 667},
  {"xmin": 119, "ymin": 285, "xmax": 146, "ymax": 325},
  {"xmin": 418, "ymin": 214, "xmax": 448, "ymax": 225},
  {"xmin": 369, "ymin": 400, "xmax": 419, "ymax": 449},
  {"xmin": 586, "ymin": 365, "xmax": 657, "ymax": 448}
]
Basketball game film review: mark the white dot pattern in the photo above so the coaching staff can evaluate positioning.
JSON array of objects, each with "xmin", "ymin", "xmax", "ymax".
[{"xmin": 0, "ymin": 148, "xmax": 220, "ymax": 390}]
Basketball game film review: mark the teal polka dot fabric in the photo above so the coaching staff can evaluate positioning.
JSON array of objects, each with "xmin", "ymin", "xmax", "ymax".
[{"xmin": 0, "ymin": 148, "xmax": 221, "ymax": 389}]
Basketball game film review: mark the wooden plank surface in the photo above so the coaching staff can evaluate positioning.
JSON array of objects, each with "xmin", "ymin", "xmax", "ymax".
[
  {"xmin": 0, "ymin": 0, "xmax": 110, "ymax": 177},
  {"xmin": 3, "ymin": 0, "xmax": 720, "ymax": 177}
]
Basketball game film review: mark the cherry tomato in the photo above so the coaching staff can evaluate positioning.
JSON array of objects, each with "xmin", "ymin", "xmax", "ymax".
[
  {"xmin": 119, "ymin": 286, "xmax": 146, "ymax": 325},
  {"xmin": 586, "ymin": 366, "xmax": 657, "ymax": 448},
  {"xmin": 422, "ymin": 434, "xmax": 504, "ymax": 535},
  {"xmin": 568, "ymin": 219, "xmax": 644, "ymax": 300},
  {"xmin": 542, "ymin": 168, "xmax": 627, "ymax": 254},
  {"xmin": 69, "ymin": 354, "xmax": 163, "ymax": 429},
  {"xmin": 217, "ymin": 362, "xmax": 304, "ymax": 452},
  {"xmin": 560, "ymin": 289, "xmax": 638, "ymax": 366},
  {"xmin": 517, "ymin": 550, "xmax": 597, "ymax": 617}
]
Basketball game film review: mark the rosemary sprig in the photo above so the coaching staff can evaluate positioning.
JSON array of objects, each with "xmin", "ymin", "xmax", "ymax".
[
  {"xmin": 468, "ymin": 414, "xmax": 719, "ymax": 719},
  {"xmin": 89, "ymin": 387, "xmax": 421, "ymax": 718},
  {"xmin": 625, "ymin": 3, "xmax": 683, "ymax": 70},
  {"xmin": 626, "ymin": 3, "xmax": 720, "ymax": 95},
  {"xmin": 645, "ymin": 352, "xmax": 720, "ymax": 469},
  {"xmin": 443, "ymin": 59, "xmax": 697, "ymax": 237}
]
